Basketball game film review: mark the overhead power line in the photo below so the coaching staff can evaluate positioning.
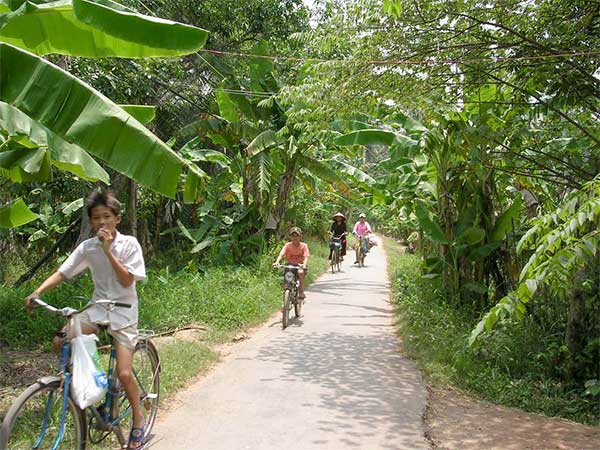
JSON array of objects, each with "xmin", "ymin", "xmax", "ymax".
[{"xmin": 200, "ymin": 48, "xmax": 600, "ymax": 67}]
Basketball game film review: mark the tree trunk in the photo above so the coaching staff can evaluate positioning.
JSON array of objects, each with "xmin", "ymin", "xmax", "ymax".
[
  {"xmin": 126, "ymin": 179, "xmax": 138, "ymax": 237},
  {"xmin": 154, "ymin": 197, "xmax": 167, "ymax": 252},
  {"xmin": 273, "ymin": 162, "xmax": 298, "ymax": 235},
  {"xmin": 75, "ymin": 208, "xmax": 92, "ymax": 245},
  {"xmin": 14, "ymin": 218, "xmax": 81, "ymax": 286},
  {"xmin": 566, "ymin": 268, "xmax": 587, "ymax": 380}
]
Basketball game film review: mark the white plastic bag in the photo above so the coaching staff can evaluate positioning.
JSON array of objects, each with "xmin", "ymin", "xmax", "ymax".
[{"xmin": 70, "ymin": 319, "xmax": 108, "ymax": 409}]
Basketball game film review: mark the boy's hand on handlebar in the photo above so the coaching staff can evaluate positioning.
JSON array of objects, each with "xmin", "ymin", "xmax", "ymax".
[{"xmin": 23, "ymin": 293, "xmax": 39, "ymax": 315}]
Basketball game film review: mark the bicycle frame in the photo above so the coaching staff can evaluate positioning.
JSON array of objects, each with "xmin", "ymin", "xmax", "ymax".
[
  {"xmin": 27, "ymin": 299, "xmax": 137, "ymax": 450},
  {"xmin": 34, "ymin": 335, "xmax": 143, "ymax": 450},
  {"xmin": 32, "ymin": 338, "xmax": 72, "ymax": 450},
  {"xmin": 359, "ymin": 236, "xmax": 370, "ymax": 253},
  {"xmin": 330, "ymin": 237, "xmax": 343, "ymax": 250},
  {"xmin": 283, "ymin": 268, "xmax": 300, "ymax": 292}
]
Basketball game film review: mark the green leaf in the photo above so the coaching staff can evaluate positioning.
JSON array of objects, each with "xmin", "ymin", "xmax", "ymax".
[
  {"xmin": 191, "ymin": 237, "xmax": 214, "ymax": 253},
  {"xmin": 301, "ymin": 156, "xmax": 351, "ymax": 195},
  {"xmin": 0, "ymin": 197, "xmax": 38, "ymax": 228},
  {"xmin": 456, "ymin": 226, "xmax": 485, "ymax": 245},
  {"xmin": 0, "ymin": 43, "xmax": 204, "ymax": 198},
  {"xmin": 422, "ymin": 255, "xmax": 444, "ymax": 275},
  {"xmin": 334, "ymin": 159, "xmax": 376, "ymax": 186},
  {"xmin": 0, "ymin": 0, "xmax": 208, "ymax": 57},
  {"xmin": 525, "ymin": 278, "xmax": 538, "ymax": 295},
  {"xmin": 469, "ymin": 318, "xmax": 486, "ymax": 347},
  {"xmin": 335, "ymin": 129, "xmax": 398, "ymax": 147},
  {"xmin": 215, "ymin": 90, "xmax": 239, "ymax": 123},
  {"xmin": 252, "ymin": 151, "xmax": 272, "ymax": 194},
  {"xmin": 120, "ymin": 105, "xmax": 155, "ymax": 125},
  {"xmin": 246, "ymin": 130, "xmax": 280, "ymax": 157},
  {"xmin": 62, "ymin": 198, "xmax": 83, "ymax": 215},
  {"xmin": 466, "ymin": 242, "xmax": 501, "ymax": 261},
  {"xmin": 463, "ymin": 282, "xmax": 488, "ymax": 295},
  {"xmin": 0, "ymin": 147, "xmax": 53, "ymax": 182},
  {"xmin": 584, "ymin": 379, "xmax": 600, "ymax": 396},
  {"xmin": 0, "ymin": 101, "xmax": 110, "ymax": 183},
  {"xmin": 491, "ymin": 195, "xmax": 522, "ymax": 241},
  {"xmin": 415, "ymin": 201, "xmax": 448, "ymax": 244},
  {"xmin": 176, "ymin": 219, "xmax": 196, "ymax": 243}
]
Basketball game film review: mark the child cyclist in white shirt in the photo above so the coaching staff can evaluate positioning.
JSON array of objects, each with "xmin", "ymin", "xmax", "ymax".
[{"xmin": 24, "ymin": 190, "xmax": 147, "ymax": 450}]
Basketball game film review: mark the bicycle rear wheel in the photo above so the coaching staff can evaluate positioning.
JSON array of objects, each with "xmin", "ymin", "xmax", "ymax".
[
  {"xmin": 111, "ymin": 340, "xmax": 160, "ymax": 446},
  {"xmin": 293, "ymin": 290, "xmax": 302, "ymax": 318},
  {"xmin": 1, "ymin": 379, "xmax": 86, "ymax": 450},
  {"xmin": 282, "ymin": 290, "xmax": 291, "ymax": 329}
]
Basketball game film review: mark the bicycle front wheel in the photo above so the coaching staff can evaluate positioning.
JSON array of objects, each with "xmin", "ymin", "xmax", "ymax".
[
  {"xmin": 111, "ymin": 340, "xmax": 160, "ymax": 446},
  {"xmin": 293, "ymin": 291, "xmax": 302, "ymax": 318},
  {"xmin": 282, "ymin": 290, "xmax": 291, "ymax": 329},
  {"xmin": 1, "ymin": 379, "xmax": 86, "ymax": 450}
]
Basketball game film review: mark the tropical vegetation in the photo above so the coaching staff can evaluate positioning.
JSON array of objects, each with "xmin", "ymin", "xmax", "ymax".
[{"xmin": 1, "ymin": 0, "xmax": 598, "ymax": 424}]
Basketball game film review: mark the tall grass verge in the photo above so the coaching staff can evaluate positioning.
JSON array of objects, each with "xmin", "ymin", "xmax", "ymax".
[
  {"xmin": 383, "ymin": 237, "xmax": 599, "ymax": 425},
  {"xmin": 0, "ymin": 237, "xmax": 329, "ymax": 407}
]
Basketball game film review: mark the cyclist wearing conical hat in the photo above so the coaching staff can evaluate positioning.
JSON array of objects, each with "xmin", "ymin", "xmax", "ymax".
[{"xmin": 329, "ymin": 212, "xmax": 347, "ymax": 261}]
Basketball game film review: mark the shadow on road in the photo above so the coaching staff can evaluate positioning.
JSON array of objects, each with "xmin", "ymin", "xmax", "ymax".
[{"xmin": 256, "ymin": 329, "xmax": 424, "ymax": 449}]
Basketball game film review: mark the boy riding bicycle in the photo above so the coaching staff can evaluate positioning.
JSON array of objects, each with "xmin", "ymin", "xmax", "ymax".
[
  {"xmin": 273, "ymin": 227, "xmax": 310, "ymax": 299},
  {"xmin": 24, "ymin": 190, "xmax": 147, "ymax": 450}
]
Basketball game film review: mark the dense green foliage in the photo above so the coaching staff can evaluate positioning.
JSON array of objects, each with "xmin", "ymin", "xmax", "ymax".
[
  {"xmin": 385, "ymin": 238, "xmax": 599, "ymax": 425},
  {"xmin": 0, "ymin": 238, "xmax": 328, "ymax": 350},
  {"xmin": 2, "ymin": 0, "xmax": 599, "ymax": 424}
]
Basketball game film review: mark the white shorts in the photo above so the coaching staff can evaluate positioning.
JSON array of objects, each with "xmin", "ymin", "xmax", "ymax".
[{"xmin": 73, "ymin": 312, "xmax": 139, "ymax": 350}]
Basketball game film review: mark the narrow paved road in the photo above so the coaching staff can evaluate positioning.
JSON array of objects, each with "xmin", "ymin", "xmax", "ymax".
[{"xmin": 150, "ymin": 241, "xmax": 428, "ymax": 450}]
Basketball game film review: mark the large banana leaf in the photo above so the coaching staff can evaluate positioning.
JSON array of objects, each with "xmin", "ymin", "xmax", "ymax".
[
  {"xmin": 300, "ymin": 155, "xmax": 351, "ymax": 195},
  {"xmin": 415, "ymin": 201, "xmax": 448, "ymax": 244},
  {"xmin": 120, "ymin": 105, "xmax": 155, "ymax": 125},
  {"xmin": 246, "ymin": 130, "xmax": 280, "ymax": 157},
  {"xmin": 0, "ymin": 101, "xmax": 109, "ymax": 183},
  {"xmin": 0, "ymin": 0, "xmax": 208, "ymax": 57},
  {"xmin": 490, "ymin": 195, "xmax": 522, "ymax": 242},
  {"xmin": 335, "ymin": 129, "xmax": 397, "ymax": 147},
  {"xmin": 0, "ymin": 42, "xmax": 204, "ymax": 198},
  {"xmin": 0, "ymin": 197, "xmax": 38, "ymax": 228}
]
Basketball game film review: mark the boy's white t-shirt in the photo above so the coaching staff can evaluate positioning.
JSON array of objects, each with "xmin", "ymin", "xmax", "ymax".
[{"xmin": 58, "ymin": 231, "xmax": 146, "ymax": 330}]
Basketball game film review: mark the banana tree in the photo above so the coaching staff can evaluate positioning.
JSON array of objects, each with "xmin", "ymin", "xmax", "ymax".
[
  {"xmin": 335, "ymin": 111, "xmax": 521, "ymax": 300},
  {"xmin": 0, "ymin": 0, "xmax": 208, "ymax": 58},
  {"xmin": 0, "ymin": 0, "xmax": 209, "ymax": 228},
  {"xmin": 180, "ymin": 42, "xmax": 354, "ymax": 243}
]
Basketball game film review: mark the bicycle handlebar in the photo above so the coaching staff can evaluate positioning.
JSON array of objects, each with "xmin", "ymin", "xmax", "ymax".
[
  {"xmin": 30, "ymin": 298, "xmax": 131, "ymax": 317},
  {"xmin": 273, "ymin": 264, "xmax": 305, "ymax": 270}
]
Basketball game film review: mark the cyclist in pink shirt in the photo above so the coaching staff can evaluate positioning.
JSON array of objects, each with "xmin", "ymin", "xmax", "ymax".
[{"xmin": 352, "ymin": 213, "xmax": 372, "ymax": 264}]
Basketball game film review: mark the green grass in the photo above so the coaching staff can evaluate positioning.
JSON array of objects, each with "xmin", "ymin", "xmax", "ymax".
[
  {"xmin": 383, "ymin": 236, "xmax": 599, "ymax": 425},
  {"xmin": 0, "ymin": 237, "xmax": 329, "ymax": 417},
  {"xmin": 158, "ymin": 340, "xmax": 219, "ymax": 398}
]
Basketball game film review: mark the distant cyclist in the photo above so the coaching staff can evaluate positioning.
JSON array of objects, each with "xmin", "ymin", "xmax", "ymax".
[
  {"xmin": 328, "ymin": 212, "xmax": 347, "ymax": 261},
  {"xmin": 352, "ymin": 213, "xmax": 372, "ymax": 264}
]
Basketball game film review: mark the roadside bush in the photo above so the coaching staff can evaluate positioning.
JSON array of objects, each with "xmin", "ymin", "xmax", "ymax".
[
  {"xmin": 0, "ymin": 237, "xmax": 328, "ymax": 350},
  {"xmin": 384, "ymin": 238, "xmax": 599, "ymax": 425}
]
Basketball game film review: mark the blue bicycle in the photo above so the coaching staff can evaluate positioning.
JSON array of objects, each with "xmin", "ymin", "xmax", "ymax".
[{"xmin": 0, "ymin": 298, "xmax": 160, "ymax": 450}]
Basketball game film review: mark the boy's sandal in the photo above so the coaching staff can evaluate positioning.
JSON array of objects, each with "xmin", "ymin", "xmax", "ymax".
[{"xmin": 127, "ymin": 427, "xmax": 145, "ymax": 450}]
